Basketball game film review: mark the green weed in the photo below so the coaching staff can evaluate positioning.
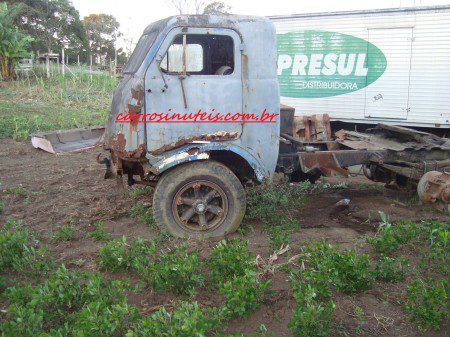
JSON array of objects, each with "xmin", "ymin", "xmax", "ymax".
[
  {"xmin": 405, "ymin": 278, "xmax": 449, "ymax": 331},
  {"xmin": 139, "ymin": 243, "xmax": 204, "ymax": 296},
  {"xmin": 99, "ymin": 236, "xmax": 153, "ymax": 272},
  {"xmin": 130, "ymin": 186, "xmax": 154, "ymax": 198},
  {"xmin": 208, "ymin": 239, "xmax": 256, "ymax": 285},
  {"xmin": 89, "ymin": 220, "xmax": 110, "ymax": 241},
  {"xmin": 219, "ymin": 270, "xmax": 271, "ymax": 318},
  {"xmin": 128, "ymin": 301, "xmax": 219, "ymax": 337},
  {"xmin": 51, "ymin": 225, "xmax": 75, "ymax": 242},
  {"xmin": 266, "ymin": 225, "xmax": 291, "ymax": 250},
  {"xmin": 375, "ymin": 255, "xmax": 408, "ymax": 282},
  {"xmin": 129, "ymin": 203, "xmax": 157, "ymax": 229},
  {"xmin": 303, "ymin": 242, "xmax": 375, "ymax": 294},
  {"xmin": 6, "ymin": 185, "xmax": 27, "ymax": 196},
  {"xmin": 246, "ymin": 181, "xmax": 311, "ymax": 226},
  {"xmin": 0, "ymin": 219, "xmax": 52, "ymax": 276},
  {"xmin": 0, "ymin": 265, "xmax": 137, "ymax": 336}
]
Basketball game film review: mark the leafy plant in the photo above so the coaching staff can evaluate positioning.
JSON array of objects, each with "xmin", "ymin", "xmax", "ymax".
[
  {"xmin": 266, "ymin": 225, "xmax": 291, "ymax": 250},
  {"xmin": 129, "ymin": 203, "xmax": 157, "ymax": 229},
  {"xmin": 208, "ymin": 239, "xmax": 256, "ymax": 285},
  {"xmin": 51, "ymin": 225, "xmax": 75, "ymax": 242},
  {"xmin": 0, "ymin": 265, "xmax": 136, "ymax": 336},
  {"xmin": 130, "ymin": 186, "xmax": 154, "ymax": 198},
  {"xmin": 423, "ymin": 221, "xmax": 449, "ymax": 276},
  {"xmin": 0, "ymin": 219, "xmax": 52, "ymax": 275},
  {"xmin": 304, "ymin": 242, "xmax": 375, "ymax": 294},
  {"xmin": 89, "ymin": 220, "xmax": 110, "ymax": 241},
  {"xmin": 375, "ymin": 255, "xmax": 408, "ymax": 282},
  {"xmin": 99, "ymin": 236, "xmax": 153, "ymax": 272},
  {"xmin": 289, "ymin": 266, "xmax": 335, "ymax": 337},
  {"xmin": 246, "ymin": 181, "xmax": 311, "ymax": 226},
  {"xmin": 139, "ymin": 243, "xmax": 204, "ymax": 296},
  {"xmin": 128, "ymin": 301, "xmax": 219, "ymax": 337},
  {"xmin": 219, "ymin": 270, "xmax": 271, "ymax": 318},
  {"xmin": 405, "ymin": 278, "xmax": 449, "ymax": 331},
  {"xmin": 0, "ymin": 3, "xmax": 33, "ymax": 81},
  {"xmin": 6, "ymin": 185, "xmax": 27, "ymax": 196},
  {"xmin": 354, "ymin": 306, "xmax": 365, "ymax": 334}
]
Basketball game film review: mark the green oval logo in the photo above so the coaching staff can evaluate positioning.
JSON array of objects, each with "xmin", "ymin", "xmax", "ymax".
[{"xmin": 277, "ymin": 30, "xmax": 387, "ymax": 98}]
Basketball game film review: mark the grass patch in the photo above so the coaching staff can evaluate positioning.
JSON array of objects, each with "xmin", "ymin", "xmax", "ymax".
[{"xmin": 0, "ymin": 71, "xmax": 115, "ymax": 139}]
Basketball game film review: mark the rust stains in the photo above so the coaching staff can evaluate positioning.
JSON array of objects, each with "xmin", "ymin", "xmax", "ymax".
[
  {"xmin": 108, "ymin": 133, "xmax": 147, "ymax": 159},
  {"xmin": 128, "ymin": 84, "xmax": 145, "ymax": 131},
  {"xmin": 150, "ymin": 131, "xmax": 239, "ymax": 155}
]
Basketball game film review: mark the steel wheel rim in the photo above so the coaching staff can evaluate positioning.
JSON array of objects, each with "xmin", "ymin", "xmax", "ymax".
[{"xmin": 172, "ymin": 180, "xmax": 228, "ymax": 232}]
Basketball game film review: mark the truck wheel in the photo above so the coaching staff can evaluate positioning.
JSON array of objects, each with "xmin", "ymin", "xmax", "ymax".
[{"xmin": 152, "ymin": 160, "xmax": 246, "ymax": 238}]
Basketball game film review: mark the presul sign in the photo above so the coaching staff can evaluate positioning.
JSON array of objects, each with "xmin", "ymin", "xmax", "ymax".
[{"xmin": 277, "ymin": 30, "xmax": 387, "ymax": 98}]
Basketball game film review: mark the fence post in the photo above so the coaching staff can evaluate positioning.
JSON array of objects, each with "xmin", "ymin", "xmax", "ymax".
[{"xmin": 61, "ymin": 47, "xmax": 65, "ymax": 75}]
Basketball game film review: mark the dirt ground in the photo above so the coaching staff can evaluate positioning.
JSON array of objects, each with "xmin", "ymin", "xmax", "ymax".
[{"xmin": 0, "ymin": 138, "xmax": 448, "ymax": 336}]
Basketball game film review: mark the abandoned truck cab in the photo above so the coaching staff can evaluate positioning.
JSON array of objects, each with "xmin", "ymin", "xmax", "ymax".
[{"xmin": 104, "ymin": 15, "xmax": 280, "ymax": 237}]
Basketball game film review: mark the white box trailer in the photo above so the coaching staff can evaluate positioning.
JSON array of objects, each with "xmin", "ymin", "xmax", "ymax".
[{"xmin": 269, "ymin": 5, "xmax": 450, "ymax": 130}]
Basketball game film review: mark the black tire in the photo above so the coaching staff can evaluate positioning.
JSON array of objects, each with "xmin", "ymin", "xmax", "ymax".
[{"xmin": 152, "ymin": 160, "xmax": 246, "ymax": 238}]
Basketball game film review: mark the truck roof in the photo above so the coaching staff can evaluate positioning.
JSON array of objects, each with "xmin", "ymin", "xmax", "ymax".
[{"xmin": 143, "ymin": 14, "xmax": 271, "ymax": 35}]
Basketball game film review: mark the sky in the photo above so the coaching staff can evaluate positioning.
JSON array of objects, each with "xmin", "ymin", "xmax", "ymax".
[{"xmin": 71, "ymin": 0, "xmax": 450, "ymax": 50}]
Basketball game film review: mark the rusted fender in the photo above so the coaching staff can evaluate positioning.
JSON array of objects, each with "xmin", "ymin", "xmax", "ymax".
[{"xmin": 148, "ymin": 142, "xmax": 268, "ymax": 181}]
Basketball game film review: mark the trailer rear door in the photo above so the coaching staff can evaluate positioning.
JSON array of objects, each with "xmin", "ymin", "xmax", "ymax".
[{"xmin": 364, "ymin": 27, "xmax": 413, "ymax": 120}]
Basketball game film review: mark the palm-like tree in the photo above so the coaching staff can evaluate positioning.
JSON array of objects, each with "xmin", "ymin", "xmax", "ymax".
[{"xmin": 0, "ymin": 3, "xmax": 33, "ymax": 81}]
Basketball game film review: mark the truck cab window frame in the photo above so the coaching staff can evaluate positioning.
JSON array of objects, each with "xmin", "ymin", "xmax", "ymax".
[{"xmin": 160, "ymin": 33, "xmax": 235, "ymax": 76}]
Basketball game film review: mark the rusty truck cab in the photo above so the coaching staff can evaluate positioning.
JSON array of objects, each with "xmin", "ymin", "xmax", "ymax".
[{"xmin": 104, "ymin": 15, "xmax": 280, "ymax": 237}]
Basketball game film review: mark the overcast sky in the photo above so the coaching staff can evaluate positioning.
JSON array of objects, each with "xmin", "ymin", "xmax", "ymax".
[{"xmin": 71, "ymin": 0, "xmax": 450, "ymax": 49}]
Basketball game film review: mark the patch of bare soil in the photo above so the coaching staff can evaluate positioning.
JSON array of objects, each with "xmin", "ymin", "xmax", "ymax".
[{"xmin": 0, "ymin": 139, "xmax": 448, "ymax": 336}]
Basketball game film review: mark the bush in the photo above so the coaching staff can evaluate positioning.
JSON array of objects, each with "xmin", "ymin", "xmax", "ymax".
[
  {"xmin": 208, "ymin": 239, "xmax": 256, "ymax": 285},
  {"xmin": 139, "ymin": 243, "xmax": 204, "ymax": 296},
  {"xmin": 405, "ymin": 278, "xmax": 449, "ymax": 331},
  {"xmin": 375, "ymin": 256, "xmax": 408, "ymax": 282},
  {"xmin": 219, "ymin": 270, "xmax": 271, "ymax": 318}
]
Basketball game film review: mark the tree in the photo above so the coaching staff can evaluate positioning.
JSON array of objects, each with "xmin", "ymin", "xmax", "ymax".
[
  {"xmin": 82, "ymin": 14, "xmax": 121, "ymax": 65},
  {"xmin": 202, "ymin": 2, "xmax": 231, "ymax": 14},
  {"xmin": 4, "ymin": 0, "xmax": 87, "ymax": 73},
  {"xmin": 168, "ymin": 0, "xmax": 230, "ymax": 14},
  {"xmin": 0, "ymin": 3, "xmax": 33, "ymax": 81}
]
